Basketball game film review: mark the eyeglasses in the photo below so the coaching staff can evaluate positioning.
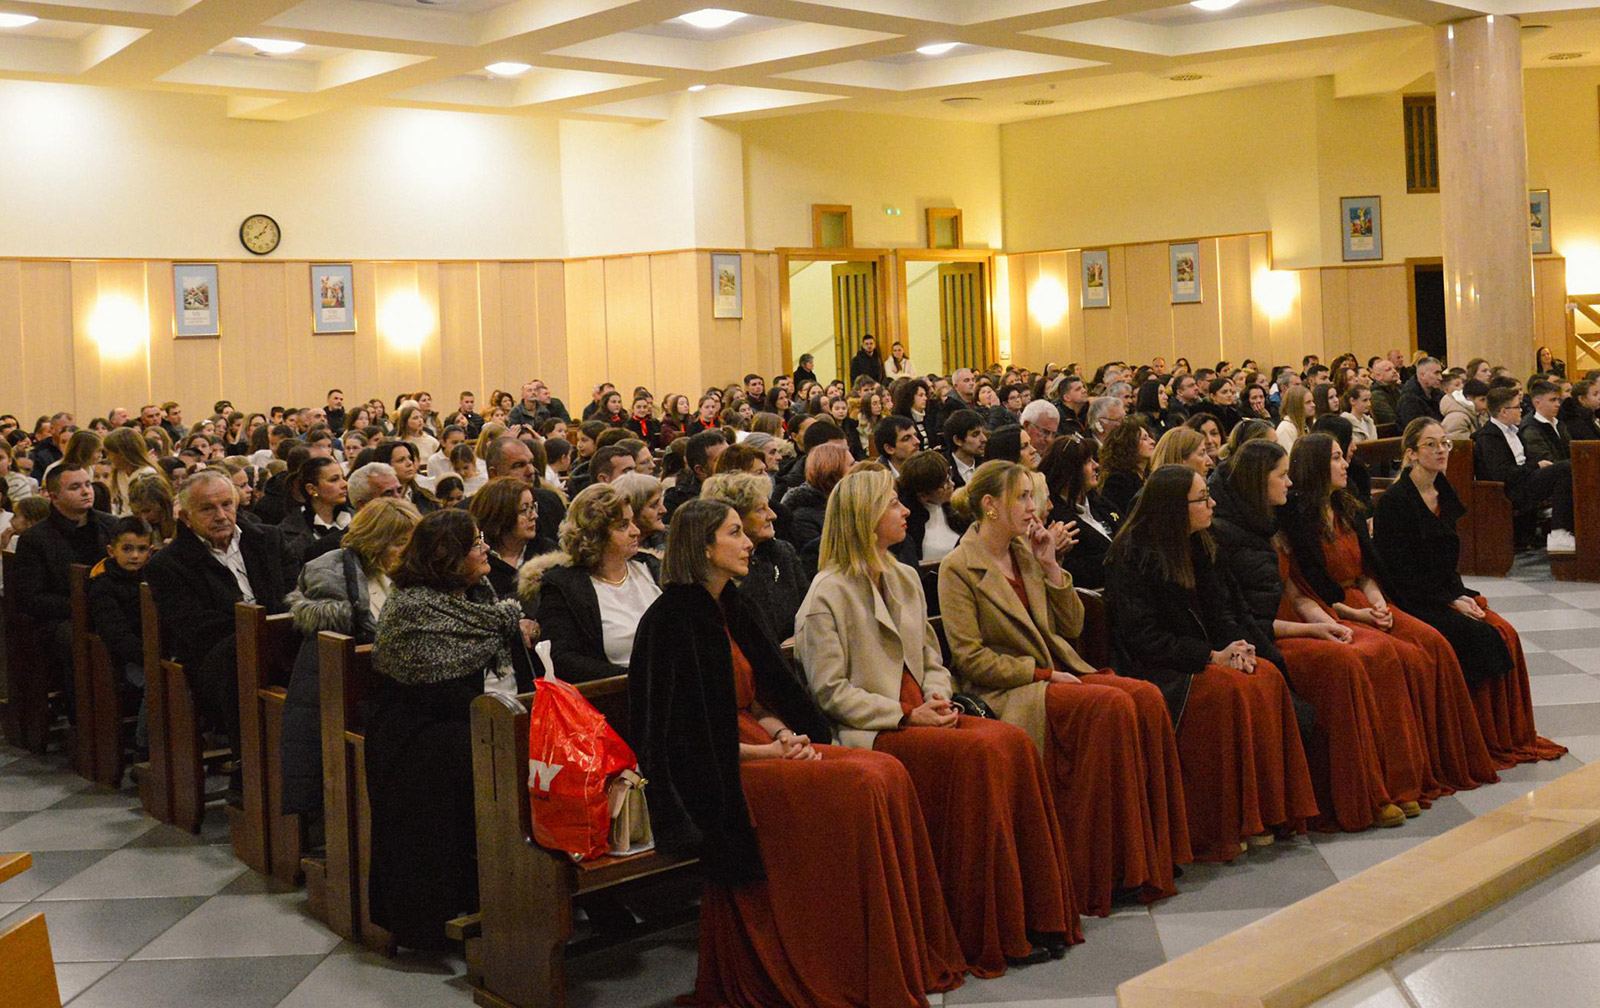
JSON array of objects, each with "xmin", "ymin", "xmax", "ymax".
[
  {"xmin": 1415, "ymin": 440, "xmax": 1454, "ymax": 452},
  {"xmin": 471, "ymin": 533, "xmax": 489, "ymax": 551},
  {"xmin": 1188, "ymin": 492, "xmax": 1214, "ymax": 505},
  {"xmin": 517, "ymin": 503, "xmax": 538, "ymax": 515}
]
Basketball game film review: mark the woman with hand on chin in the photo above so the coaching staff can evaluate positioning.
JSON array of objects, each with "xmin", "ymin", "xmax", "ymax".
[
  {"xmin": 1106, "ymin": 465, "xmax": 1317, "ymax": 861},
  {"xmin": 797, "ymin": 469, "xmax": 1079, "ymax": 976},
  {"xmin": 630, "ymin": 499, "xmax": 967, "ymax": 1008},
  {"xmin": 1281, "ymin": 433, "xmax": 1499, "ymax": 798},
  {"xmin": 1373, "ymin": 419, "xmax": 1566, "ymax": 768},
  {"xmin": 939, "ymin": 461, "xmax": 1191, "ymax": 916}
]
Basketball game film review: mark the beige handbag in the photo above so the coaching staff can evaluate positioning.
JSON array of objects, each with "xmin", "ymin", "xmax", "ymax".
[{"xmin": 607, "ymin": 769, "xmax": 655, "ymax": 856}]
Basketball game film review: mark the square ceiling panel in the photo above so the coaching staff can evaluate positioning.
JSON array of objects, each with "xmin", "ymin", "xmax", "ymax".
[
  {"xmin": 355, "ymin": 0, "xmax": 522, "ymax": 11},
  {"xmin": 779, "ymin": 46, "xmax": 1100, "ymax": 91},
  {"xmin": 210, "ymin": 39, "xmax": 348, "ymax": 62},
  {"xmin": 0, "ymin": 17, "xmax": 99, "ymax": 41},
  {"xmin": 1028, "ymin": 3, "xmax": 1417, "ymax": 57},
  {"xmin": 549, "ymin": 15, "xmax": 898, "ymax": 72},
  {"xmin": 394, "ymin": 65, "xmax": 656, "ymax": 108}
]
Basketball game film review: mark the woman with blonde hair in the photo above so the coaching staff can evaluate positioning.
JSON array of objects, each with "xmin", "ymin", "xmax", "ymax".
[
  {"xmin": 127, "ymin": 474, "xmax": 176, "ymax": 549},
  {"xmin": 797, "ymin": 469, "xmax": 1080, "ymax": 973},
  {"xmin": 1151, "ymin": 426, "xmax": 1212, "ymax": 476},
  {"xmin": 1276, "ymin": 385, "xmax": 1313, "ymax": 450},
  {"xmin": 396, "ymin": 405, "xmax": 440, "ymax": 463},
  {"xmin": 609, "ymin": 471, "xmax": 667, "ymax": 555},
  {"xmin": 104, "ymin": 426, "xmax": 158, "ymax": 516},
  {"xmin": 939, "ymin": 460, "xmax": 1191, "ymax": 915}
]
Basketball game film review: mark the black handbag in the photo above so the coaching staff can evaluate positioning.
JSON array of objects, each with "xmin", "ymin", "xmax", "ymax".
[{"xmin": 950, "ymin": 692, "xmax": 998, "ymax": 719}]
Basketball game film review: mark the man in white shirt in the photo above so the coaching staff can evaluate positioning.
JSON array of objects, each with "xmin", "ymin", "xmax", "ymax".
[
  {"xmin": 1472, "ymin": 387, "xmax": 1575, "ymax": 553},
  {"xmin": 940, "ymin": 409, "xmax": 986, "ymax": 488}
]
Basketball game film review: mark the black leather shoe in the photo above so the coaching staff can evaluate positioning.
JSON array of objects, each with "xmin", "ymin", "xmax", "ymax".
[{"xmin": 1005, "ymin": 946, "xmax": 1053, "ymax": 967}]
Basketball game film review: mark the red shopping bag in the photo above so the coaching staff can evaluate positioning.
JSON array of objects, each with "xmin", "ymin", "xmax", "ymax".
[{"xmin": 526, "ymin": 646, "xmax": 637, "ymax": 861}]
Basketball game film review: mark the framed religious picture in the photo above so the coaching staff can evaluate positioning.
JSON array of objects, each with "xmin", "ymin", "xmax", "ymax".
[
  {"xmin": 711, "ymin": 253, "xmax": 742, "ymax": 319},
  {"xmin": 1529, "ymin": 190, "xmax": 1552, "ymax": 255},
  {"xmin": 311, "ymin": 263, "xmax": 356, "ymax": 334},
  {"xmin": 1169, "ymin": 242, "xmax": 1201, "ymax": 304},
  {"xmin": 1081, "ymin": 249, "xmax": 1111, "ymax": 309},
  {"xmin": 1340, "ymin": 196, "xmax": 1383, "ymax": 261},
  {"xmin": 172, "ymin": 263, "xmax": 220, "ymax": 338}
]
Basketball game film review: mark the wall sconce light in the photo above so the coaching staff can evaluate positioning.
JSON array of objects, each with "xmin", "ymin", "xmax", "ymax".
[
  {"xmin": 380, "ymin": 292, "xmax": 431, "ymax": 349},
  {"xmin": 1254, "ymin": 269, "xmax": 1299, "ymax": 320},
  {"xmin": 89, "ymin": 298, "xmax": 147, "ymax": 360},
  {"xmin": 1028, "ymin": 276, "xmax": 1069, "ymax": 327}
]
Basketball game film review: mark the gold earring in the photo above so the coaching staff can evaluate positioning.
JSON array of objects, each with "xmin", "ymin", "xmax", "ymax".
[{"xmin": 985, "ymin": 510, "xmax": 998, "ymax": 520}]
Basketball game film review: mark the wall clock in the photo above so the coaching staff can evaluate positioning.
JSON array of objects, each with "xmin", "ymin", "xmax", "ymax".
[{"xmin": 240, "ymin": 214, "xmax": 281, "ymax": 255}]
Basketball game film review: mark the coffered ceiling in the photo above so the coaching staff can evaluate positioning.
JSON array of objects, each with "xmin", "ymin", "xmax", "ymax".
[{"xmin": 0, "ymin": 0, "xmax": 1595, "ymax": 123}]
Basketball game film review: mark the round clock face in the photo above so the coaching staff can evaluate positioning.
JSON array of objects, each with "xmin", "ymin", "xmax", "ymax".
[{"xmin": 240, "ymin": 214, "xmax": 281, "ymax": 255}]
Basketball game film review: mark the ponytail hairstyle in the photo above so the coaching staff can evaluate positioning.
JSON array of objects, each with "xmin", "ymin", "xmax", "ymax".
[{"xmin": 950, "ymin": 459, "xmax": 1029, "ymax": 524}]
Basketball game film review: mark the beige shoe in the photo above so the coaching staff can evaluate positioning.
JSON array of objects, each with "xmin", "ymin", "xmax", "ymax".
[
  {"xmin": 1399, "ymin": 801, "xmax": 1422, "ymax": 818},
  {"xmin": 1376, "ymin": 804, "xmax": 1407, "ymax": 828},
  {"xmin": 1247, "ymin": 832, "xmax": 1275, "ymax": 848}
]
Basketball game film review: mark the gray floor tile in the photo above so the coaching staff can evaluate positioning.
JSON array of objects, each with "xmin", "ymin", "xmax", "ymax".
[
  {"xmin": 275, "ymin": 949, "xmax": 473, "ymax": 1007},
  {"xmin": 1521, "ymin": 701, "xmax": 1600, "ymax": 737},
  {"xmin": 0, "ymin": 897, "xmax": 205, "ymax": 961},
  {"xmin": 1394, "ymin": 942, "xmax": 1600, "ymax": 1008},
  {"xmin": 0, "ymin": 767, "xmax": 91, "ymax": 811},
  {"xmin": 123, "ymin": 817, "xmax": 231, "ymax": 848},
  {"xmin": 1550, "ymin": 591, "xmax": 1600, "ymax": 610},
  {"xmin": 1551, "ymin": 648, "xmax": 1600, "ymax": 674},
  {"xmin": 0, "ymin": 849, "xmax": 113, "ymax": 901},
  {"xmin": 564, "ymin": 921, "xmax": 700, "ymax": 1008},
  {"xmin": 1462, "ymin": 579, "xmax": 1543, "ymax": 599},
  {"xmin": 1150, "ymin": 841, "xmax": 1338, "ymax": 914},
  {"xmin": 1450, "ymin": 758, "xmax": 1584, "ymax": 816},
  {"xmin": 946, "ymin": 912, "xmax": 1166, "ymax": 1003},
  {"xmin": 68, "ymin": 955, "xmax": 326, "ymax": 1008},
  {"xmin": 0, "ymin": 809, "xmax": 32, "ymax": 830},
  {"xmin": 1387, "ymin": 794, "xmax": 1475, "ymax": 838},
  {"xmin": 54, "ymin": 960, "xmax": 118, "ymax": 1003},
  {"xmin": 1502, "ymin": 609, "xmax": 1600, "ymax": 633},
  {"xmin": 1306, "ymin": 968, "xmax": 1413, "ymax": 1008},
  {"xmin": 1480, "ymin": 595, "xmax": 1577, "ymax": 613},
  {"xmin": 1529, "ymin": 674, "xmax": 1600, "ymax": 706},
  {"xmin": 1312, "ymin": 834, "xmax": 1431, "ymax": 881},
  {"xmin": 135, "ymin": 893, "xmax": 342, "ymax": 959},
  {"xmin": 0, "ymin": 805, "xmax": 155, "ymax": 850},
  {"xmin": 50, "ymin": 788, "xmax": 142, "ymax": 810},
  {"xmin": 1551, "ymin": 734, "xmax": 1600, "ymax": 765},
  {"xmin": 1151, "ymin": 906, "xmax": 1274, "ymax": 959},
  {"xmin": 1520, "ymin": 629, "xmax": 1600, "ymax": 652},
  {"xmin": 219, "ymin": 870, "xmax": 301, "ymax": 896},
  {"xmin": 1525, "ymin": 653, "xmax": 1590, "ymax": 677},
  {"xmin": 952, "ymin": 998, "xmax": 1117, "ymax": 1008},
  {"xmin": 42, "ymin": 845, "xmax": 248, "ymax": 900},
  {"xmin": 1425, "ymin": 846, "xmax": 1600, "ymax": 951}
]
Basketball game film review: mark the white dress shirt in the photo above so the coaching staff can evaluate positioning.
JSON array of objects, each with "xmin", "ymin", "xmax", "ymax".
[
  {"xmin": 1491, "ymin": 417, "xmax": 1526, "ymax": 466},
  {"xmin": 208, "ymin": 526, "xmax": 255, "ymax": 603},
  {"xmin": 920, "ymin": 504, "xmax": 960, "ymax": 563},
  {"xmin": 951, "ymin": 452, "xmax": 978, "ymax": 485},
  {"xmin": 593, "ymin": 561, "xmax": 662, "ymax": 667}
]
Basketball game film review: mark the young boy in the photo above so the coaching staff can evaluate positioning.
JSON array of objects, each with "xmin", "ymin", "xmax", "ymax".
[{"xmin": 87, "ymin": 516, "xmax": 154, "ymax": 751}]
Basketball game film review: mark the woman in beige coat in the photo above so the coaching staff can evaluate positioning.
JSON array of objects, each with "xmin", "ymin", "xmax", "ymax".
[
  {"xmin": 795, "ymin": 470, "xmax": 1080, "ymax": 974},
  {"xmin": 937, "ymin": 460, "xmax": 1191, "ymax": 916}
]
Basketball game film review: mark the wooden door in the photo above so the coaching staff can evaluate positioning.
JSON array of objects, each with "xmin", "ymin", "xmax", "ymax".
[
  {"xmin": 939, "ymin": 262, "xmax": 987, "ymax": 373},
  {"xmin": 831, "ymin": 262, "xmax": 877, "ymax": 380}
]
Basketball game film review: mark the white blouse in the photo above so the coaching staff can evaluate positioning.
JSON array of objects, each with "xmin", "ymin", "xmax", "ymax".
[
  {"xmin": 1341, "ymin": 411, "xmax": 1378, "ymax": 444},
  {"xmin": 1276, "ymin": 420, "xmax": 1300, "ymax": 451},
  {"xmin": 593, "ymin": 561, "xmax": 662, "ymax": 667},
  {"xmin": 920, "ymin": 504, "xmax": 960, "ymax": 563}
]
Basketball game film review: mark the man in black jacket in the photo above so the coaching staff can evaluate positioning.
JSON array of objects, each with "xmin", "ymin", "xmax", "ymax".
[
  {"xmin": 143, "ymin": 469, "xmax": 297, "ymax": 746},
  {"xmin": 12, "ymin": 464, "xmax": 118, "ymax": 707},
  {"xmin": 1559, "ymin": 379, "xmax": 1600, "ymax": 442},
  {"xmin": 663, "ymin": 430, "xmax": 728, "ymax": 518},
  {"xmin": 1520, "ymin": 381, "xmax": 1571, "ymax": 464},
  {"xmin": 506, "ymin": 379, "xmax": 571, "ymax": 427},
  {"xmin": 1396, "ymin": 356, "xmax": 1444, "ymax": 428},
  {"xmin": 323, "ymin": 389, "xmax": 346, "ymax": 436},
  {"xmin": 848, "ymin": 335, "xmax": 884, "ymax": 385},
  {"xmin": 1473, "ymin": 387, "xmax": 1574, "ymax": 553}
]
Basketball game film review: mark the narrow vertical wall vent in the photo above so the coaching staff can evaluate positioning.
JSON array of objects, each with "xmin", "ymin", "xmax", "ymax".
[{"xmin": 1403, "ymin": 94, "xmax": 1439, "ymax": 194}]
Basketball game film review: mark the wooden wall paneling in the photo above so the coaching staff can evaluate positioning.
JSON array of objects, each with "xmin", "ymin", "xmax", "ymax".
[
  {"xmin": 1005, "ymin": 253, "xmax": 1036, "ymax": 363},
  {"xmin": 563, "ymin": 259, "xmax": 608, "ymax": 408},
  {"xmin": 348, "ymin": 263, "xmax": 381, "ymax": 403},
  {"xmin": 435, "ymin": 262, "xmax": 483, "ymax": 406},
  {"xmin": 1171, "ymin": 238, "xmax": 1221, "ymax": 369},
  {"xmin": 603, "ymin": 255, "xmax": 655, "ymax": 397},
  {"xmin": 1216, "ymin": 236, "xmax": 1257, "ymax": 368},
  {"xmin": 415, "ymin": 262, "xmax": 444, "ymax": 406},
  {"xmin": 1533, "ymin": 257, "xmax": 1568, "ymax": 357},
  {"xmin": 372, "ymin": 262, "xmax": 424, "ymax": 400},
  {"xmin": 1124, "ymin": 243, "xmax": 1172, "ymax": 367},
  {"xmin": 473, "ymin": 262, "xmax": 503, "ymax": 402},
  {"xmin": 18, "ymin": 261, "xmax": 74, "ymax": 424},
  {"xmin": 1244, "ymin": 236, "xmax": 1275, "ymax": 368},
  {"xmin": 746, "ymin": 253, "xmax": 782, "ymax": 380},
  {"xmin": 1026, "ymin": 250, "xmax": 1070, "ymax": 369},
  {"xmin": 650, "ymin": 253, "xmax": 700, "ymax": 402},
  {"xmin": 231, "ymin": 263, "xmax": 288, "ymax": 409},
  {"xmin": 531, "ymin": 261, "xmax": 567, "ymax": 404},
  {"xmin": 1295, "ymin": 268, "xmax": 1325, "ymax": 366},
  {"xmin": 491, "ymin": 262, "xmax": 535, "ymax": 399},
  {"xmin": 1079, "ymin": 247, "xmax": 1123, "ymax": 371},
  {"xmin": 1344, "ymin": 266, "xmax": 1409, "ymax": 365},
  {"xmin": 1059, "ymin": 249, "xmax": 1083, "ymax": 369},
  {"xmin": 1317, "ymin": 268, "xmax": 1352, "ymax": 361},
  {"xmin": 169, "ymin": 259, "xmax": 222, "ymax": 412},
  {"xmin": 68, "ymin": 262, "xmax": 105, "ymax": 418},
  {"xmin": 293, "ymin": 262, "xmax": 358, "ymax": 411},
  {"xmin": 0, "ymin": 261, "xmax": 24, "ymax": 421}
]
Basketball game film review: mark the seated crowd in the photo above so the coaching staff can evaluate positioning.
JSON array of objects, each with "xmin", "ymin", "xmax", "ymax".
[{"xmin": 1, "ymin": 342, "xmax": 1591, "ymax": 1006}]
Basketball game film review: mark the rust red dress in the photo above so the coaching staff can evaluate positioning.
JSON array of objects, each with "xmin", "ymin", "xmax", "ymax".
[
  {"xmin": 1467, "ymin": 601, "xmax": 1567, "ymax": 766},
  {"xmin": 873, "ymin": 673, "xmax": 1081, "ymax": 976},
  {"xmin": 1294, "ymin": 528, "xmax": 1498, "ymax": 796},
  {"xmin": 1005, "ymin": 574, "xmax": 1192, "ymax": 916},
  {"xmin": 689, "ymin": 637, "xmax": 968, "ymax": 1008}
]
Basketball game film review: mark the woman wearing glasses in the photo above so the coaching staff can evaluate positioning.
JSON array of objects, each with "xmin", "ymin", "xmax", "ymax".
[
  {"xmin": 1105, "ymin": 465, "xmax": 1316, "ymax": 862},
  {"xmin": 365, "ymin": 509, "xmax": 538, "ymax": 949},
  {"xmin": 1373, "ymin": 420, "xmax": 1566, "ymax": 767}
]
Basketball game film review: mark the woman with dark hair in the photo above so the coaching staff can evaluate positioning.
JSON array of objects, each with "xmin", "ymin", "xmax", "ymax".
[
  {"xmin": 1041, "ymin": 434, "xmax": 1116, "ymax": 590},
  {"xmin": 596, "ymin": 389, "xmax": 629, "ymax": 427},
  {"xmin": 1105, "ymin": 465, "xmax": 1317, "ymax": 860},
  {"xmin": 1536, "ymin": 345, "xmax": 1566, "ymax": 378},
  {"xmin": 1309, "ymin": 414, "xmax": 1371, "ymax": 508},
  {"xmin": 1373, "ymin": 419, "xmax": 1566, "ymax": 767},
  {"xmin": 1281, "ymin": 434, "xmax": 1498, "ymax": 796},
  {"xmin": 1097, "ymin": 418, "xmax": 1154, "ymax": 517},
  {"xmin": 853, "ymin": 391, "xmax": 886, "ymax": 458},
  {"xmin": 891, "ymin": 450, "xmax": 969, "ymax": 567},
  {"xmin": 1220, "ymin": 418, "xmax": 1275, "ymax": 462},
  {"xmin": 1134, "ymin": 380, "xmax": 1172, "ymax": 436},
  {"xmin": 891, "ymin": 377, "xmax": 935, "ymax": 449},
  {"xmin": 630, "ymin": 498, "xmax": 967, "ymax": 1008},
  {"xmin": 468, "ymin": 476, "xmax": 555, "ymax": 605},
  {"xmin": 1184, "ymin": 413, "xmax": 1223, "ymax": 468},
  {"xmin": 796, "ymin": 469, "xmax": 1080, "ymax": 974},
  {"xmin": 793, "ymin": 353, "xmax": 818, "ymax": 388},
  {"xmin": 982, "ymin": 424, "xmax": 1038, "ymax": 469},
  {"xmin": 374, "ymin": 440, "xmax": 438, "ymax": 515},
  {"xmin": 987, "ymin": 383, "xmax": 1027, "ymax": 428},
  {"xmin": 1244, "ymin": 384, "xmax": 1275, "ymax": 423},
  {"xmin": 1211, "ymin": 440, "xmax": 1420, "ymax": 832},
  {"xmin": 278, "ymin": 455, "xmax": 352, "ymax": 562},
  {"xmin": 365, "ymin": 509, "xmax": 535, "ymax": 949},
  {"xmin": 940, "ymin": 461, "xmax": 1190, "ymax": 914}
]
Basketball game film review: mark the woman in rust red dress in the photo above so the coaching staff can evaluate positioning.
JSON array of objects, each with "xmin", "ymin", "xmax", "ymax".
[
  {"xmin": 796, "ymin": 469, "xmax": 1080, "ymax": 976},
  {"xmin": 1373, "ymin": 420, "xmax": 1566, "ymax": 767},
  {"xmin": 1281, "ymin": 434, "xmax": 1500, "ymax": 797},
  {"xmin": 1105, "ymin": 465, "xmax": 1318, "ymax": 862},
  {"xmin": 631, "ymin": 498, "xmax": 967, "ymax": 1008},
  {"xmin": 938, "ymin": 461, "xmax": 1191, "ymax": 916}
]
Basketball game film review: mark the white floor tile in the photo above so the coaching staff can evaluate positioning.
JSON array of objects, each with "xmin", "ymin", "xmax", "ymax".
[
  {"xmin": 0, "ymin": 806, "xmax": 155, "ymax": 851},
  {"xmin": 1464, "ymin": 579, "xmax": 1543, "ymax": 598},
  {"xmin": 1306, "ymin": 969, "xmax": 1413, "ymax": 1008},
  {"xmin": 55, "ymin": 960, "xmax": 118, "ymax": 1003},
  {"xmin": 274, "ymin": 950, "xmax": 478, "ymax": 1008},
  {"xmin": 1503, "ymin": 609, "xmax": 1600, "ymax": 633},
  {"xmin": 1312, "ymin": 834, "xmax": 1431, "ymax": 882},
  {"xmin": 42, "ymin": 845, "xmax": 248, "ymax": 900},
  {"xmin": 134, "ymin": 894, "xmax": 343, "ymax": 960},
  {"xmin": 1551, "ymin": 591, "xmax": 1600, "ymax": 610},
  {"xmin": 1552, "ymin": 649, "xmax": 1600, "ymax": 674},
  {"xmin": 1152, "ymin": 907, "xmax": 1275, "ymax": 959},
  {"xmin": 1530, "ymin": 674, "xmax": 1600, "ymax": 706},
  {"xmin": 1552, "ymin": 734, "xmax": 1600, "ymax": 765}
]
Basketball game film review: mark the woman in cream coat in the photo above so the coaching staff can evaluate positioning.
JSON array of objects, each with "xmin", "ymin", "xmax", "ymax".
[
  {"xmin": 795, "ymin": 469, "xmax": 1078, "ymax": 971},
  {"xmin": 937, "ymin": 460, "xmax": 1191, "ymax": 916}
]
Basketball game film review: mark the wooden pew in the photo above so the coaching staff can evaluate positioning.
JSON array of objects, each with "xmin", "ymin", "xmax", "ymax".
[
  {"xmin": 68, "ymin": 564, "xmax": 128, "ymax": 788},
  {"xmin": 1551, "ymin": 440, "xmax": 1600, "ymax": 582},
  {"xmin": 139, "ymin": 584, "xmax": 228, "ymax": 831},
  {"xmin": 1446, "ymin": 438, "xmax": 1514, "ymax": 578},
  {"xmin": 1352, "ymin": 437, "xmax": 1403, "ymax": 495},
  {"xmin": 232, "ymin": 603, "xmax": 302, "ymax": 883},
  {"xmin": 0, "ymin": 853, "xmax": 62, "ymax": 1008},
  {"xmin": 313, "ymin": 631, "xmax": 393, "ymax": 954},
  {"xmin": 469, "ymin": 681, "xmax": 697, "ymax": 1008},
  {"xmin": 1072, "ymin": 588, "xmax": 1114, "ymax": 670},
  {"xmin": 1, "ymin": 551, "xmax": 54, "ymax": 755}
]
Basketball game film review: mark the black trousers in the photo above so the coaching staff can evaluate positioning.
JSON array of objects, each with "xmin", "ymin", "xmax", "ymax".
[{"xmin": 1512, "ymin": 460, "xmax": 1574, "ymax": 531}]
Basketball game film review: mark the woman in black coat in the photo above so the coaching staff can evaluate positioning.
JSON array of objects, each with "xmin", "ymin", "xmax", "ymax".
[
  {"xmin": 1372, "ymin": 419, "xmax": 1565, "ymax": 767},
  {"xmin": 1096, "ymin": 418, "xmax": 1154, "ymax": 519},
  {"xmin": 628, "ymin": 498, "xmax": 965, "ymax": 1006},
  {"xmin": 1134, "ymin": 379, "xmax": 1173, "ymax": 437},
  {"xmin": 277, "ymin": 456, "xmax": 353, "ymax": 564},
  {"xmin": 890, "ymin": 450, "xmax": 969, "ymax": 569},
  {"xmin": 1040, "ymin": 434, "xmax": 1116, "ymax": 590},
  {"xmin": 1104, "ymin": 464, "xmax": 1315, "ymax": 862}
]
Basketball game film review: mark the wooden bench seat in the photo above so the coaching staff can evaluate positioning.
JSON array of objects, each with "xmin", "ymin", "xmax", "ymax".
[
  {"xmin": 2, "ymin": 552, "xmax": 59, "ymax": 756},
  {"xmin": 1447, "ymin": 438, "xmax": 1514, "ymax": 577},
  {"xmin": 138, "ymin": 584, "xmax": 230, "ymax": 831},
  {"xmin": 1551, "ymin": 440, "xmax": 1600, "ymax": 583},
  {"xmin": 232, "ymin": 603, "xmax": 301, "ymax": 882},
  {"xmin": 68, "ymin": 564, "xmax": 131, "ymax": 788},
  {"xmin": 0, "ymin": 853, "xmax": 62, "ymax": 1008}
]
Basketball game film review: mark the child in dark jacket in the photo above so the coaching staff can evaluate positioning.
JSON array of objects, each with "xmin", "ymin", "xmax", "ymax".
[{"xmin": 87, "ymin": 516, "xmax": 154, "ymax": 751}]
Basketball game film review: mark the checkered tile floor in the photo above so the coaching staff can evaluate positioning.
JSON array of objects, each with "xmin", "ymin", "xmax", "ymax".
[{"xmin": 2, "ymin": 554, "xmax": 1598, "ymax": 1008}]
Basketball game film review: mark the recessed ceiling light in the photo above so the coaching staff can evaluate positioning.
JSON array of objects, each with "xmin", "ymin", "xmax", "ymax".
[
  {"xmin": 687, "ymin": 84, "xmax": 707, "ymax": 91},
  {"xmin": 941, "ymin": 96, "xmax": 981, "ymax": 105},
  {"xmin": 1018, "ymin": 98, "xmax": 1056, "ymax": 106},
  {"xmin": 0, "ymin": 13, "xmax": 38, "ymax": 28},
  {"xmin": 485, "ymin": 61, "xmax": 531, "ymax": 75},
  {"xmin": 916, "ymin": 42, "xmax": 959, "ymax": 56},
  {"xmin": 236, "ymin": 37, "xmax": 304, "ymax": 54},
  {"xmin": 678, "ymin": 8, "xmax": 746, "ymax": 29},
  {"xmin": 1190, "ymin": 0, "xmax": 1240, "ymax": 10},
  {"xmin": 1169, "ymin": 73, "xmax": 1206, "ymax": 81},
  {"xmin": 1547, "ymin": 51, "xmax": 1586, "ymax": 60}
]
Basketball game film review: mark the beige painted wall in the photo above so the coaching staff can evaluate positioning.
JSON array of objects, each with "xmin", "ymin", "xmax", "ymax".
[
  {"xmin": 902, "ymin": 260, "xmax": 945, "ymax": 375},
  {"xmin": 788, "ymin": 260, "xmax": 840, "ymax": 388}
]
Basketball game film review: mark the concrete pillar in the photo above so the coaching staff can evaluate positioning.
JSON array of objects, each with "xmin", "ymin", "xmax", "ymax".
[{"xmin": 1434, "ymin": 15, "xmax": 1535, "ymax": 372}]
